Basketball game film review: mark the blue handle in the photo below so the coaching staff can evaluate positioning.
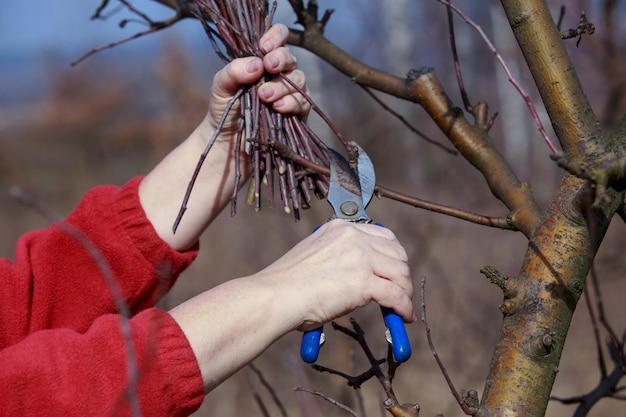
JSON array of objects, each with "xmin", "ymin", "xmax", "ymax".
[
  {"xmin": 300, "ymin": 326, "xmax": 324, "ymax": 363},
  {"xmin": 381, "ymin": 306, "xmax": 412, "ymax": 362},
  {"xmin": 375, "ymin": 221, "xmax": 411, "ymax": 362}
]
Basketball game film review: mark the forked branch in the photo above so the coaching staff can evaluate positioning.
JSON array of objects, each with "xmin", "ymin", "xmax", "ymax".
[{"xmin": 308, "ymin": 318, "xmax": 419, "ymax": 417}]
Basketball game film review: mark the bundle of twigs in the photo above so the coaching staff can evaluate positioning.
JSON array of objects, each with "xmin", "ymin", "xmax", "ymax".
[{"xmin": 173, "ymin": 0, "xmax": 339, "ymax": 232}]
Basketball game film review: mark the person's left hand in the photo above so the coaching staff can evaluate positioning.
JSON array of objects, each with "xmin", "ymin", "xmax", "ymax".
[{"xmin": 208, "ymin": 23, "xmax": 310, "ymax": 137}]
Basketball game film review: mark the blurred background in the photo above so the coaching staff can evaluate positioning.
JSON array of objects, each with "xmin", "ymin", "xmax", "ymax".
[{"xmin": 1, "ymin": 1, "xmax": 625, "ymax": 416}]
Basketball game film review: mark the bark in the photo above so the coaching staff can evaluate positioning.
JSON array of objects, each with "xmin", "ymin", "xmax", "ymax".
[{"xmin": 474, "ymin": 1, "xmax": 624, "ymax": 415}]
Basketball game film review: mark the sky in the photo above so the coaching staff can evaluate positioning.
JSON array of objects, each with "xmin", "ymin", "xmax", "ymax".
[
  {"xmin": 1, "ymin": 1, "xmax": 203, "ymax": 56},
  {"xmin": 0, "ymin": 1, "xmax": 370, "ymax": 104}
]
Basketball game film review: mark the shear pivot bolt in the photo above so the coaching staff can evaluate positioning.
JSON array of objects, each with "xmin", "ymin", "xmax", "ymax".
[{"xmin": 340, "ymin": 201, "xmax": 359, "ymax": 216}]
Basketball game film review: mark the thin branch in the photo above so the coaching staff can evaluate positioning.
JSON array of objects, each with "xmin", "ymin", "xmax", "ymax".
[
  {"xmin": 331, "ymin": 320, "xmax": 391, "ymax": 396},
  {"xmin": 293, "ymin": 387, "xmax": 362, "ymax": 417},
  {"xmin": 172, "ymin": 87, "xmax": 245, "ymax": 233},
  {"xmin": 9, "ymin": 186, "xmax": 62, "ymax": 222},
  {"xmin": 312, "ymin": 361, "xmax": 385, "ymax": 390},
  {"xmin": 445, "ymin": 0, "xmax": 472, "ymax": 113},
  {"xmin": 589, "ymin": 265, "xmax": 623, "ymax": 364},
  {"xmin": 436, "ymin": 0, "xmax": 559, "ymax": 154},
  {"xmin": 559, "ymin": 11, "xmax": 595, "ymax": 47},
  {"xmin": 359, "ymin": 86, "xmax": 458, "ymax": 155},
  {"xmin": 245, "ymin": 367, "xmax": 271, "ymax": 417},
  {"xmin": 583, "ymin": 276, "xmax": 608, "ymax": 377},
  {"xmin": 72, "ymin": 5, "xmax": 188, "ymax": 66},
  {"xmin": 247, "ymin": 363, "xmax": 289, "ymax": 417},
  {"xmin": 421, "ymin": 277, "xmax": 472, "ymax": 415},
  {"xmin": 265, "ymin": 139, "xmax": 519, "ymax": 231},
  {"xmin": 549, "ymin": 265, "xmax": 626, "ymax": 416},
  {"xmin": 375, "ymin": 187, "xmax": 517, "ymax": 231}
]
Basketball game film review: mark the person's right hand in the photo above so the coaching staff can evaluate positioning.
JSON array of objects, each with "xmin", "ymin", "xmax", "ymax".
[
  {"xmin": 169, "ymin": 219, "xmax": 414, "ymax": 393},
  {"xmin": 253, "ymin": 219, "xmax": 416, "ymax": 332}
]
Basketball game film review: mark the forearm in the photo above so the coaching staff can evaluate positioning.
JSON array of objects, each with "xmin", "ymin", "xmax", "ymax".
[
  {"xmin": 139, "ymin": 118, "xmax": 250, "ymax": 252},
  {"xmin": 169, "ymin": 273, "xmax": 299, "ymax": 393}
]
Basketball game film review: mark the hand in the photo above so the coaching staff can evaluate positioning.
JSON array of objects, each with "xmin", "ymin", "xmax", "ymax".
[
  {"xmin": 139, "ymin": 24, "xmax": 310, "ymax": 251},
  {"xmin": 254, "ymin": 219, "xmax": 416, "ymax": 331},
  {"xmin": 207, "ymin": 23, "xmax": 310, "ymax": 136},
  {"xmin": 169, "ymin": 219, "xmax": 414, "ymax": 393}
]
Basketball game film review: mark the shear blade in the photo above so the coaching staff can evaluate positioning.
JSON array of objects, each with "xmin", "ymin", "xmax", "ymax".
[{"xmin": 327, "ymin": 147, "xmax": 369, "ymax": 221}]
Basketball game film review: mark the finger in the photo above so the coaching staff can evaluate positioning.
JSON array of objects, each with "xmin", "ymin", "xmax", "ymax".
[
  {"xmin": 371, "ymin": 253, "xmax": 413, "ymax": 297},
  {"xmin": 258, "ymin": 70, "xmax": 309, "ymax": 115},
  {"xmin": 211, "ymin": 56, "xmax": 263, "ymax": 100},
  {"xmin": 369, "ymin": 276, "xmax": 416, "ymax": 323},
  {"xmin": 263, "ymin": 47, "xmax": 298, "ymax": 74},
  {"xmin": 259, "ymin": 24, "xmax": 290, "ymax": 54}
]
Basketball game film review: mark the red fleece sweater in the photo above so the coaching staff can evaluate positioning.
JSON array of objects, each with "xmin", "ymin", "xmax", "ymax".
[{"xmin": 0, "ymin": 177, "xmax": 205, "ymax": 416}]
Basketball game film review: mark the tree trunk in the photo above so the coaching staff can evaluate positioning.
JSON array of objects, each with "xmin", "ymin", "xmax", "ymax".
[{"xmin": 476, "ymin": 1, "xmax": 623, "ymax": 415}]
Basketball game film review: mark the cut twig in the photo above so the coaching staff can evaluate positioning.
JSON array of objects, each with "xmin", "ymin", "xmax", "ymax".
[{"xmin": 170, "ymin": 0, "xmax": 339, "ymax": 230}]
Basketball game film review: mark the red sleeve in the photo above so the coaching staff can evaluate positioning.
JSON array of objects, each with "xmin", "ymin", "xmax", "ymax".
[
  {"xmin": 0, "ymin": 176, "xmax": 198, "ymax": 345},
  {"xmin": 0, "ymin": 308, "xmax": 205, "ymax": 416}
]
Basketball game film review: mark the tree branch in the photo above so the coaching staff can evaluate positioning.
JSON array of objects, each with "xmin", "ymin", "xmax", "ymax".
[
  {"xmin": 285, "ymin": 19, "xmax": 542, "ymax": 237},
  {"xmin": 499, "ymin": 0, "xmax": 603, "ymax": 161}
]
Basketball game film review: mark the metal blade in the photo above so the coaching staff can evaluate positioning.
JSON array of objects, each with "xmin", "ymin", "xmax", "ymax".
[
  {"xmin": 327, "ymin": 148, "xmax": 369, "ymax": 221},
  {"xmin": 350, "ymin": 141, "xmax": 376, "ymax": 208}
]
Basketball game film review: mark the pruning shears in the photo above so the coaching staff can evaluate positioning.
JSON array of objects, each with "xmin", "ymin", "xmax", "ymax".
[{"xmin": 299, "ymin": 142, "xmax": 412, "ymax": 364}]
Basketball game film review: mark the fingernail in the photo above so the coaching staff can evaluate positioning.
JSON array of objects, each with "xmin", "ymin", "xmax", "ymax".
[
  {"xmin": 259, "ymin": 86, "xmax": 275, "ymax": 100},
  {"xmin": 262, "ymin": 39, "xmax": 275, "ymax": 53},
  {"xmin": 246, "ymin": 60, "xmax": 260, "ymax": 73},
  {"xmin": 267, "ymin": 55, "xmax": 280, "ymax": 69},
  {"xmin": 273, "ymin": 98, "xmax": 285, "ymax": 108}
]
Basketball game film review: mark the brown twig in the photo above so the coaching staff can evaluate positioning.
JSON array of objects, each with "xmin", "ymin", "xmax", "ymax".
[
  {"xmin": 293, "ymin": 387, "xmax": 361, "ymax": 417},
  {"xmin": 247, "ymin": 363, "xmax": 289, "ymax": 417},
  {"xmin": 421, "ymin": 277, "xmax": 474, "ymax": 415},
  {"xmin": 359, "ymin": 86, "xmax": 458, "ymax": 155},
  {"xmin": 57, "ymin": 222, "xmax": 140, "ymax": 417},
  {"xmin": 309, "ymin": 319, "xmax": 420, "ymax": 417},
  {"xmin": 245, "ymin": 367, "xmax": 271, "ymax": 417},
  {"xmin": 73, "ymin": 1, "xmax": 190, "ymax": 66},
  {"xmin": 436, "ymin": 0, "xmax": 559, "ymax": 154},
  {"xmin": 549, "ymin": 265, "xmax": 626, "ymax": 416},
  {"xmin": 172, "ymin": 87, "xmax": 245, "ymax": 232},
  {"xmin": 559, "ymin": 11, "xmax": 595, "ymax": 47},
  {"xmin": 445, "ymin": 0, "xmax": 472, "ymax": 113}
]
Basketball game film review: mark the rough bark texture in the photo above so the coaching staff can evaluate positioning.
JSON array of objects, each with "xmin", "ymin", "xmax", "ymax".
[{"xmin": 475, "ymin": 1, "xmax": 624, "ymax": 415}]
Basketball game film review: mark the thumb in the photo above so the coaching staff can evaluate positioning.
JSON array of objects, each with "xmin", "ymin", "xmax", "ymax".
[{"xmin": 211, "ymin": 57, "xmax": 264, "ymax": 102}]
